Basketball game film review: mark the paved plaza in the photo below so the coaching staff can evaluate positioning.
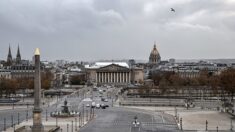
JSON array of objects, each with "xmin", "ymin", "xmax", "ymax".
[{"xmin": 124, "ymin": 106, "xmax": 235, "ymax": 131}]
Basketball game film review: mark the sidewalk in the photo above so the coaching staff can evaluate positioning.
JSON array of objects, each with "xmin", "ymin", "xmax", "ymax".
[
  {"xmin": 5, "ymin": 115, "xmax": 94, "ymax": 132},
  {"xmin": 122, "ymin": 106, "xmax": 235, "ymax": 131}
]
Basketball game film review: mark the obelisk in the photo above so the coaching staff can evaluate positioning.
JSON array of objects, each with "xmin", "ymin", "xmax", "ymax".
[{"xmin": 32, "ymin": 48, "xmax": 44, "ymax": 132}]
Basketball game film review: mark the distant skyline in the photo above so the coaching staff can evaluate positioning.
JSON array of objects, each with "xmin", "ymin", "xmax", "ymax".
[{"xmin": 0, "ymin": 0, "xmax": 235, "ymax": 61}]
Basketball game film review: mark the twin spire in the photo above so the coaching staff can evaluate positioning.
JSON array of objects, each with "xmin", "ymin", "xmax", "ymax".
[{"xmin": 7, "ymin": 44, "xmax": 22, "ymax": 65}]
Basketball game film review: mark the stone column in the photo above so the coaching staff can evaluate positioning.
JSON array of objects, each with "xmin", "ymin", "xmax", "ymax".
[
  {"xmin": 120, "ymin": 72, "xmax": 122, "ymax": 83},
  {"xmin": 125, "ymin": 72, "xmax": 127, "ymax": 83},
  {"xmin": 114, "ymin": 73, "xmax": 116, "ymax": 83},
  {"xmin": 100, "ymin": 72, "xmax": 102, "ymax": 83},
  {"xmin": 98, "ymin": 73, "xmax": 100, "ymax": 83},
  {"xmin": 129, "ymin": 72, "xmax": 131, "ymax": 83},
  {"xmin": 108, "ymin": 73, "xmax": 110, "ymax": 83},
  {"xmin": 126, "ymin": 72, "xmax": 128, "ymax": 83},
  {"xmin": 122, "ymin": 72, "xmax": 125, "ymax": 83},
  {"xmin": 32, "ymin": 48, "xmax": 44, "ymax": 132},
  {"xmin": 118, "ymin": 72, "xmax": 120, "ymax": 83},
  {"xmin": 104, "ymin": 72, "xmax": 106, "ymax": 83},
  {"xmin": 117, "ymin": 72, "xmax": 119, "ymax": 83},
  {"xmin": 98, "ymin": 72, "xmax": 100, "ymax": 83},
  {"xmin": 111, "ymin": 73, "xmax": 113, "ymax": 83},
  {"xmin": 107, "ymin": 72, "xmax": 109, "ymax": 83},
  {"xmin": 101, "ymin": 72, "xmax": 104, "ymax": 83},
  {"xmin": 96, "ymin": 73, "xmax": 98, "ymax": 83}
]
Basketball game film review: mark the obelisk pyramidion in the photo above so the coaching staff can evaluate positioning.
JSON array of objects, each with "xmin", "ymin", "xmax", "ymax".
[{"xmin": 32, "ymin": 48, "xmax": 44, "ymax": 132}]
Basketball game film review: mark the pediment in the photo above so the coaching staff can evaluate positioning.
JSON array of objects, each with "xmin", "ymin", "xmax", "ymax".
[{"xmin": 98, "ymin": 64, "xmax": 129, "ymax": 72}]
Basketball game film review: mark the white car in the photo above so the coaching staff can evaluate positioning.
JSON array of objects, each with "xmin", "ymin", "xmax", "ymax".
[
  {"xmin": 86, "ymin": 104, "xmax": 90, "ymax": 107},
  {"xmin": 91, "ymin": 102, "xmax": 96, "ymax": 108},
  {"xmin": 96, "ymin": 104, "xmax": 100, "ymax": 109}
]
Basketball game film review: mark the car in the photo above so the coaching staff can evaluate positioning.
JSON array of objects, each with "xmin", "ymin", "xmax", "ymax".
[
  {"xmin": 96, "ymin": 104, "xmax": 100, "ymax": 109},
  {"xmin": 101, "ymin": 98, "xmax": 105, "ymax": 101},
  {"xmin": 86, "ymin": 104, "xmax": 90, "ymax": 107},
  {"xmin": 104, "ymin": 99, "xmax": 108, "ymax": 102},
  {"xmin": 101, "ymin": 104, "xmax": 106, "ymax": 109},
  {"xmin": 91, "ymin": 102, "xmax": 96, "ymax": 108},
  {"xmin": 105, "ymin": 104, "xmax": 109, "ymax": 108}
]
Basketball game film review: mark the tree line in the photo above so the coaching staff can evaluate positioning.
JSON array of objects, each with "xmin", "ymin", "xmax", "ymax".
[
  {"xmin": 148, "ymin": 68, "xmax": 235, "ymax": 98},
  {"xmin": 0, "ymin": 70, "xmax": 54, "ymax": 97}
]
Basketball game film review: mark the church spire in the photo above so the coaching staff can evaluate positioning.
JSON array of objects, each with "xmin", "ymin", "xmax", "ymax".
[
  {"xmin": 16, "ymin": 44, "xmax": 21, "ymax": 64},
  {"xmin": 7, "ymin": 44, "xmax": 13, "ymax": 65}
]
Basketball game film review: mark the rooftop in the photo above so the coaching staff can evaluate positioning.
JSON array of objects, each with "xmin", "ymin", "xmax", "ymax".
[{"xmin": 85, "ymin": 62, "xmax": 129, "ymax": 69}]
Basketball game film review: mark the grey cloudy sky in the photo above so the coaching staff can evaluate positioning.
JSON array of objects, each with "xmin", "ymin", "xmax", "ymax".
[{"xmin": 0, "ymin": 0, "xmax": 235, "ymax": 61}]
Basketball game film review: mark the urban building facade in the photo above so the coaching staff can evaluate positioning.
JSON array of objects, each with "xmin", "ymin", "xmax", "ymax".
[{"xmin": 86, "ymin": 62, "xmax": 144, "ymax": 85}]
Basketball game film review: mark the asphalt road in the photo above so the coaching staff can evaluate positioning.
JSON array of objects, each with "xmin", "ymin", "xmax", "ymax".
[
  {"xmin": 0, "ymin": 86, "xmax": 179, "ymax": 132},
  {"xmin": 79, "ymin": 87, "xmax": 179, "ymax": 132},
  {"xmin": 0, "ymin": 88, "xmax": 87, "ymax": 131}
]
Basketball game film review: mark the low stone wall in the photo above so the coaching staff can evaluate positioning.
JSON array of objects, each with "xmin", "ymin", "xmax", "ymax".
[{"xmin": 120, "ymin": 101, "xmax": 185, "ymax": 107}]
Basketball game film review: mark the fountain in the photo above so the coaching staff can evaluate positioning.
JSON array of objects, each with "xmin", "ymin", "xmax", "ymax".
[{"xmin": 51, "ymin": 100, "xmax": 79, "ymax": 117}]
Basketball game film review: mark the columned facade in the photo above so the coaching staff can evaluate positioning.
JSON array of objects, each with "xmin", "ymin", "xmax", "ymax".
[
  {"xmin": 86, "ymin": 63, "xmax": 144, "ymax": 86},
  {"xmin": 96, "ymin": 72, "xmax": 131, "ymax": 84}
]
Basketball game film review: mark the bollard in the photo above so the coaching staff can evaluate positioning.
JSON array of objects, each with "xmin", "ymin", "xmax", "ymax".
[
  {"xmin": 112, "ymin": 98, "xmax": 113, "ymax": 107},
  {"xmin": 79, "ymin": 113, "xmax": 81, "ymax": 128},
  {"xmin": 71, "ymin": 121, "xmax": 74, "ymax": 132},
  {"xmin": 175, "ymin": 107, "xmax": 177, "ymax": 118},
  {"xmin": 4, "ymin": 118, "xmax": 6, "ymax": 131},
  {"xmin": 46, "ymin": 109, "xmax": 48, "ymax": 121},
  {"xmin": 75, "ymin": 118, "xmax": 77, "ymax": 131},
  {"xmin": 18, "ymin": 113, "xmax": 20, "ymax": 125},
  {"xmin": 11, "ymin": 115, "xmax": 14, "ymax": 127},
  {"xmin": 92, "ymin": 107, "xmax": 95, "ymax": 118},
  {"xmin": 231, "ymin": 119, "xmax": 233, "ymax": 131},
  {"xmin": 86, "ymin": 110, "xmax": 88, "ymax": 121},
  {"xmin": 216, "ymin": 126, "xmax": 218, "ymax": 132},
  {"xmin": 67, "ymin": 124, "xmax": 69, "ymax": 132},
  {"xmin": 26, "ymin": 110, "xmax": 28, "ymax": 121},
  {"xmin": 56, "ymin": 116, "xmax": 58, "ymax": 127},
  {"xmin": 82, "ymin": 104, "xmax": 85, "ymax": 125},
  {"xmin": 90, "ymin": 107, "xmax": 92, "ymax": 120},
  {"xmin": 180, "ymin": 118, "xmax": 182, "ymax": 130},
  {"xmin": 177, "ymin": 114, "xmax": 179, "ymax": 123},
  {"xmin": 206, "ymin": 120, "xmax": 208, "ymax": 131},
  {"xmin": 14, "ymin": 123, "xmax": 16, "ymax": 131}
]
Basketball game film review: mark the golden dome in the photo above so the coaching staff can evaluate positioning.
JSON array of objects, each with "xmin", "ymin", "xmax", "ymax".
[{"xmin": 149, "ymin": 42, "xmax": 161, "ymax": 64}]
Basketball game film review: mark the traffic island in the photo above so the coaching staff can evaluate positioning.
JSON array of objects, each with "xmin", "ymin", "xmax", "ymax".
[{"xmin": 14, "ymin": 126, "xmax": 60, "ymax": 132}]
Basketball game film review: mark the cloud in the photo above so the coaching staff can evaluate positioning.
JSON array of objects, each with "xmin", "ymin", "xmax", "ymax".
[{"xmin": 0, "ymin": 0, "xmax": 234, "ymax": 61}]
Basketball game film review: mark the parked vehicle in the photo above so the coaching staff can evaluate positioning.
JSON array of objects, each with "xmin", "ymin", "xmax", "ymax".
[
  {"xmin": 96, "ymin": 104, "xmax": 100, "ymax": 109},
  {"xmin": 91, "ymin": 102, "xmax": 96, "ymax": 108}
]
